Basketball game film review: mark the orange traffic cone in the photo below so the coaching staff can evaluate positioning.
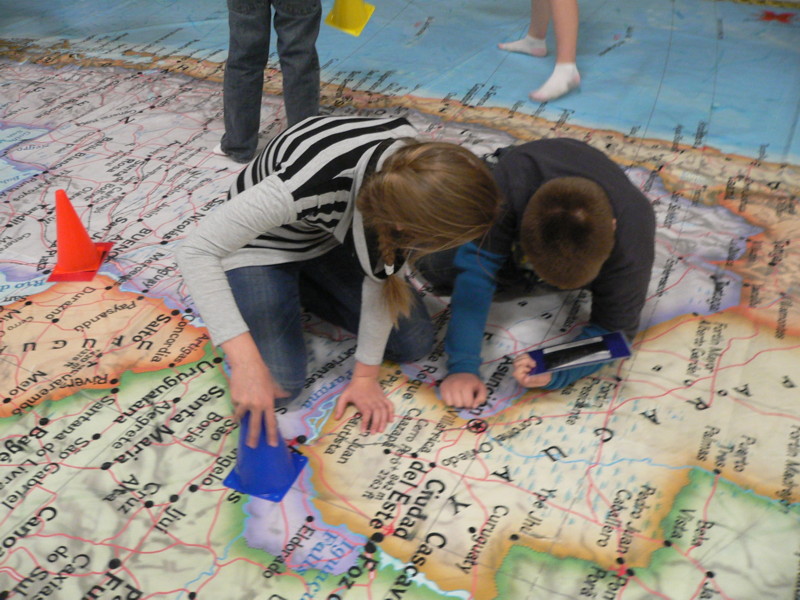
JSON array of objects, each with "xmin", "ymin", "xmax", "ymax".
[
  {"xmin": 325, "ymin": 0, "xmax": 374, "ymax": 36},
  {"xmin": 48, "ymin": 189, "xmax": 113, "ymax": 282},
  {"xmin": 223, "ymin": 412, "xmax": 307, "ymax": 502}
]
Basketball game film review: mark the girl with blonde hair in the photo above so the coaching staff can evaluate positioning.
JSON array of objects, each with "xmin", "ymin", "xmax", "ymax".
[{"xmin": 177, "ymin": 115, "xmax": 500, "ymax": 448}]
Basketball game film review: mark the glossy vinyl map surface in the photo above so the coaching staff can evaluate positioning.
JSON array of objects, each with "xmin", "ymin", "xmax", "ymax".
[{"xmin": 1, "ymin": 1, "xmax": 799, "ymax": 598}]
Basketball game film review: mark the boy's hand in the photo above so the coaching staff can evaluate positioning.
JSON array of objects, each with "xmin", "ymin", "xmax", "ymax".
[
  {"xmin": 439, "ymin": 372, "xmax": 487, "ymax": 409},
  {"xmin": 512, "ymin": 354, "xmax": 552, "ymax": 389}
]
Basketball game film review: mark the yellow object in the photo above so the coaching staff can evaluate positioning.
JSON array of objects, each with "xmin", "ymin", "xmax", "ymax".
[{"xmin": 324, "ymin": 0, "xmax": 375, "ymax": 36}]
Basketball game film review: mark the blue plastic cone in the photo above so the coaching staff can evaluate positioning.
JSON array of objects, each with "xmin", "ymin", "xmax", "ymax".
[{"xmin": 223, "ymin": 413, "xmax": 307, "ymax": 502}]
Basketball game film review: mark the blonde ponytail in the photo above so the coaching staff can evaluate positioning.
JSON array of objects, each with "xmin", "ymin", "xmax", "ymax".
[
  {"xmin": 373, "ymin": 221, "xmax": 412, "ymax": 323},
  {"xmin": 381, "ymin": 274, "xmax": 413, "ymax": 325}
]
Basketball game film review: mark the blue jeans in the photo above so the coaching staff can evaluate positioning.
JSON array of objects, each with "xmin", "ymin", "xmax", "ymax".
[
  {"xmin": 415, "ymin": 247, "xmax": 460, "ymax": 295},
  {"xmin": 222, "ymin": 0, "xmax": 321, "ymax": 162},
  {"xmin": 226, "ymin": 245, "xmax": 435, "ymax": 405},
  {"xmin": 417, "ymin": 246, "xmax": 546, "ymax": 295}
]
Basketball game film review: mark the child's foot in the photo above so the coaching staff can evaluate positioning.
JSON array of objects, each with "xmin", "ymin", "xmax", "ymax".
[
  {"xmin": 212, "ymin": 142, "xmax": 252, "ymax": 164},
  {"xmin": 529, "ymin": 63, "xmax": 580, "ymax": 102},
  {"xmin": 498, "ymin": 35, "xmax": 547, "ymax": 57}
]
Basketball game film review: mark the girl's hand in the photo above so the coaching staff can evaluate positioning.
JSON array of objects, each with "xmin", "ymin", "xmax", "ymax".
[
  {"xmin": 512, "ymin": 353, "xmax": 553, "ymax": 389},
  {"xmin": 223, "ymin": 333, "xmax": 289, "ymax": 448},
  {"xmin": 334, "ymin": 363, "xmax": 393, "ymax": 434}
]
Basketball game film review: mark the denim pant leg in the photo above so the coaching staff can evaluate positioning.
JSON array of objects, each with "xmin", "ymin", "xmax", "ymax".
[
  {"xmin": 300, "ymin": 246, "xmax": 435, "ymax": 363},
  {"xmin": 415, "ymin": 247, "xmax": 460, "ymax": 295},
  {"xmin": 384, "ymin": 290, "xmax": 435, "ymax": 363},
  {"xmin": 272, "ymin": 0, "xmax": 321, "ymax": 126},
  {"xmin": 223, "ymin": 0, "xmax": 272, "ymax": 162},
  {"xmin": 226, "ymin": 264, "xmax": 307, "ymax": 405}
]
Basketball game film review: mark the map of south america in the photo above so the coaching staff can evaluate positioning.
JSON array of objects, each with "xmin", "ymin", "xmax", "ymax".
[{"xmin": 1, "ymin": 1, "xmax": 799, "ymax": 598}]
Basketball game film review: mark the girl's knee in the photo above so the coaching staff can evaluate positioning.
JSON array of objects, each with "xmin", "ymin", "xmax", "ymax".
[
  {"xmin": 385, "ymin": 321, "xmax": 435, "ymax": 363},
  {"xmin": 274, "ymin": 385, "xmax": 304, "ymax": 409}
]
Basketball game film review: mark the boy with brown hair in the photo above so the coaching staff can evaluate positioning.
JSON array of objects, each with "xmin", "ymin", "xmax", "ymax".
[{"xmin": 419, "ymin": 137, "xmax": 656, "ymax": 408}]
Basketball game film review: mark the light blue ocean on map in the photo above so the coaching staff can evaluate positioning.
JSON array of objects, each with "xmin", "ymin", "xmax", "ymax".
[{"xmin": 1, "ymin": 0, "xmax": 798, "ymax": 161}]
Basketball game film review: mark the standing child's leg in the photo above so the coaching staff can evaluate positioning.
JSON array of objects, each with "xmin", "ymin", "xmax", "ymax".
[
  {"xmin": 499, "ymin": 0, "xmax": 549, "ymax": 57},
  {"xmin": 530, "ymin": 0, "xmax": 580, "ymax": 102},
  {"xmin": 498, "ymin": 35, "xmax": 548, "ymax": 57},
  {"xmin": 273, "ymin": 0, "xmax": 322, "ymax": 126},
  {"xmin": 222, "ymin": 0, "xmax": 273, "ymax": 162}
]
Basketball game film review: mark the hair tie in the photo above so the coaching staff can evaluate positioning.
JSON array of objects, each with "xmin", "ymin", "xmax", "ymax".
[{"xmin": 384, "ymin": 263, "xmax": 395, "ymax": 276}]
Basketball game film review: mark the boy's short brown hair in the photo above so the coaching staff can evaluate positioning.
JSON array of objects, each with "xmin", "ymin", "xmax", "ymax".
[{"xmin": 520, "ymin": 176, "xmax": 615, "ymax": 289}]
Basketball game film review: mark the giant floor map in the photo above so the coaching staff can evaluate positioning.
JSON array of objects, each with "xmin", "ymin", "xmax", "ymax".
[{"xmin": 1, "ymin": 0, "xmax": 799, "ymax": 598}]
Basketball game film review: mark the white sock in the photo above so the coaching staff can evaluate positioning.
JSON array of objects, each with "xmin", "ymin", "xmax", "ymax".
[
  {"xmin": 498, "ymin": 35, "xmax": 547, "ymax": 57},
  {"xmin": 530, "ymin": 62, "xmax": 580, "ymax": 102}
]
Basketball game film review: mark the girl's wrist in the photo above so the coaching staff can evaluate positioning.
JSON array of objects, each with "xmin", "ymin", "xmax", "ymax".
[{"xmin": 352, "ymin": 361, "xmax": 380, "ymax": 379}]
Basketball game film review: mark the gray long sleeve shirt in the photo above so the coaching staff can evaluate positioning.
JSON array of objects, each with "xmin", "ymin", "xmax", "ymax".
[{"xmin": 175, "ymin": 115, "xmax": 419, "ymax": 365}]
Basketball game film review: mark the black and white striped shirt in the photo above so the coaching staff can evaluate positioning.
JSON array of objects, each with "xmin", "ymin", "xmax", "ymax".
[
  {"xmin": 231, "ymin": 115, "xmax": 413, "ymax": 271},
  {"xmin": 176, "ymin": 115, "xmax": 418, "ymax": 361}
]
